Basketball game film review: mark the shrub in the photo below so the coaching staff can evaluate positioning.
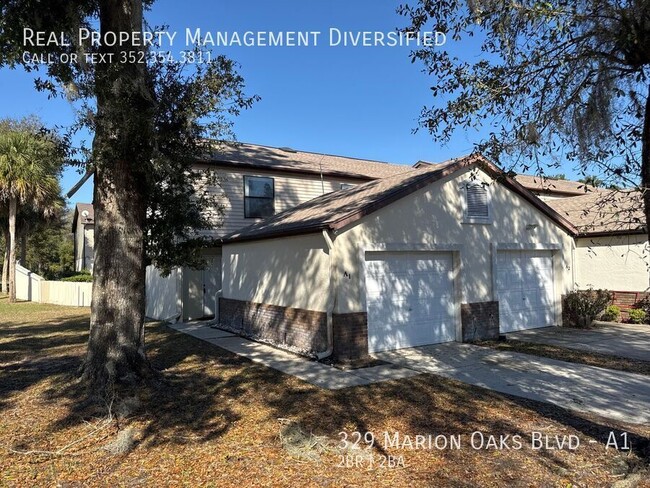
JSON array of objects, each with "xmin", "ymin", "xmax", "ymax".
[
  {"xmin": 637, "ymin": 296, "xmax": 650, "ymax": 322},
  {"xmin": 61, "ymin": 272, "xmax": 93, "ymax": 282},
  {"xmin": 563, "ymin": 289, "xmax": 612, "ymax": 328},
  {"xmin": 600, "ymin": 305, "xmax": 621, "ymax": 322},
  {"xmin": 628, "ymin": 309, "xmax": 647, "ymax": 324}
]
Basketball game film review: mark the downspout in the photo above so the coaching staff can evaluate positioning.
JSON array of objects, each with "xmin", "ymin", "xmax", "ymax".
[{"xmin": 317, "ymin": 229, "xmax": 336, "ymax": 360}]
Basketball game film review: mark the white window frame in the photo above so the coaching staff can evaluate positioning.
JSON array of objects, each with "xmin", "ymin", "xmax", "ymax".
[{"xmin": 461, "ymin": 179, "xmax": 492, "ymax": 224}]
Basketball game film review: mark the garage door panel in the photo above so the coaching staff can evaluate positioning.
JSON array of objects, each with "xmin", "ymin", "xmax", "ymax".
[
  {"xmin": 366, "ymin": 252, "xmax": 455, "ymax": 353},
  {"xmin": 497, "ymin": 250, "xmax": 555, "ymax": 333}
]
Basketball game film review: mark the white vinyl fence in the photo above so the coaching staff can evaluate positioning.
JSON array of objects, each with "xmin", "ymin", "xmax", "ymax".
[
  {"xmin": 145, "ymin": 265, "xmax": 181, "ymax": 321},
  {"xmin": 15, "ymin": 263, "xmax": 43, "ymax": 302},
  {"xmin": 15, "ymin": 264, "xmax": 182, "ymax": 317},
  {"xmin": 15, "ymin": 263, "xmax": 92, "ymax": 307}
]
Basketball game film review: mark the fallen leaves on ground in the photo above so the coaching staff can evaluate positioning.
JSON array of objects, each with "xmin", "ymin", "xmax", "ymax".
[{"xmin": 1, "ymin": 295, "xmax": 649, "ymax": 487}]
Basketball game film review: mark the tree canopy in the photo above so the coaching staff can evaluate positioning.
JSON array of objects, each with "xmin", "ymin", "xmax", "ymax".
[
  {"xmin": 0, "ymin": 0, "xmax": 257, "ymax": 391},
  {"xmin": 398, "ymin": 0, "xmax": 649, "ymax": 208}
]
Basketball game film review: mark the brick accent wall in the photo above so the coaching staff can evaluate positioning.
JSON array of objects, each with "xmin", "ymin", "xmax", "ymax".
[
  {"xmin": 219, "ymin": 297, "xmax": 327, "ymax": 355},
  {"xmin": 332, "ymin": 313, "xmax": 368, "ymax": 360},
  {"xmin": 461, "ymin": 301, "xmax": 500, "ymax": 341},
  {"xmin": 611, "ymin": 291, "xmax": 650, "ymax": 321}
]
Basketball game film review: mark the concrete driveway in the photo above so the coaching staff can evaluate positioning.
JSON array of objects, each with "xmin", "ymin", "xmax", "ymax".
[
  {"xmin": 374, "ymin": 343, "xmax": 650, "ymax": 424},
  {"xmin": 505, "ymin": 323, "xmax": 650, "ymax": 361}
]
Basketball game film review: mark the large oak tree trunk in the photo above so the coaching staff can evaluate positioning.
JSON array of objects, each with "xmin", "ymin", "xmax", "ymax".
[
  {"xmin": 641, "ymin": 85, "xmax": 650, "ymax": 286},
  {"xmin": 80, "ymin": 0, "xmax": 155, "ymax": 391},
  {"xmin": 8, "ymin": 197, "xmax": 17, "ymax": 302}
]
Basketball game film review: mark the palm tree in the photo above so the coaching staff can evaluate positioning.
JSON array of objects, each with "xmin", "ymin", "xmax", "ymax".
[
  {"xmin": 0, "ymin": 129, "xmax": 62, "ymax": 302},
  {"xmin": 579, "ymin": 175, "xmax": 604, "ymax": 188},
  {"xmin": 1, "ymin": 190, "xmax": 64, "ymax": 293}
]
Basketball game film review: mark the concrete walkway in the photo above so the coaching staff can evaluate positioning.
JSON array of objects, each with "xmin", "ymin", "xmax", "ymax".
[
  {"xmin": 374, "ymin": 342, "xmax": 650, "ymax": 425},
  {"xmin": 506, "ymin": 323, "xmax": 650, "ymax": 361},
  {"xmin": 167, "ymin": 322, "xmax": 421, "ymax": 390}
]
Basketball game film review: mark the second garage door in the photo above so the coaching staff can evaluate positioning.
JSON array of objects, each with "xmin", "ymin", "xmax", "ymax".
[
  {"xmin": 496, "ymin": 250, "xmax": 555, "ymax": 333},
  {"xmin": 365, "ymin": 251, "xmax": 456, "ymax": 353}
]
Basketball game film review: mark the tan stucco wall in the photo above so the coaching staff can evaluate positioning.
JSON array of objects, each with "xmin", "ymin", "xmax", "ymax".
[
  {"xmin": 575, "ymin": 234, "xmax": 649, "ymax": 292},
  {"xmin": 221, "ymin": 166, "xmax": 575, "ymax": 321},
  {"xmin": 222, "ymin": 233, "xmax": 331, "ymax": 312},
  {"xmin": 84, "ymin": 225, "xmax": 94, "ymax": 272},
  {"xmin": 332, "ymin": 166, "xmax": 575, "ymax": 315}
]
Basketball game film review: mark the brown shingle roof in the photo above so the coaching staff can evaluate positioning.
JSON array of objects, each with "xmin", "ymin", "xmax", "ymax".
[
  {"xmin": 546, "ymin": 190, "xmax": 645, "ymax": 236},
  {"xmin": 223, "ymin": 154, "xmax": 577, "ymax": 243},
  {"xmin": 513, "ymin": 174, "xmax": 599, "ymax": 196},
  {"xmin": 203, "ymin": 142, "xmax": 409, "ymax": 180}
]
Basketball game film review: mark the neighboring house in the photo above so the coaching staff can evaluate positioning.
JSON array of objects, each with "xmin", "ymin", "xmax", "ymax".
[
  {"xmin": 72, "ymin": 203, "xmax": 94, "ymax": 273},
  {"xmin": 219, "ymin": 155, "xmax": 578, "ymax": 359},
  {"xmin": 512, "ymin": 174, "xmax": 599, "ymax": 201},
  {"xmin": 145, "ymin": 143, "xmax": 409, "ymax": 322},
  {"xmin": 547, "ymin": 190, "xmax": 649, "ymax": 317}
]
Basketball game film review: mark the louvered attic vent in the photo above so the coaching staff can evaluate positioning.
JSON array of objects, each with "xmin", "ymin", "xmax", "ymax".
[{"xmin": 466, "ymin": 183, "xmax": 489, "ymax": 217}]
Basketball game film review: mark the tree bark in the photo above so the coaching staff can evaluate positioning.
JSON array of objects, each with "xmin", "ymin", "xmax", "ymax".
[
  {"xmin": 8, "ymin": 197, "xmax": 17, "ymax": 303},
  {"xmin": 641, "ymin": 85, "xmax": 650, "ymax": 286},
  {"xmin": 2, "ymin": 228, "xmax": 9, "ymax": 294},
  {"xmin": 80, "ymin": 0, "xmax": 155, "ymax": 391}
]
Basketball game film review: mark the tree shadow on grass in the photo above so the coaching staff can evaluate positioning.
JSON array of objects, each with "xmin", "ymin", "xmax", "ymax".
[
  {"xmin": 32, "ymin": 321, "xmax": 289, "ymax": 447},
  {"xmin": 0, "ymin": 312, "xmax": 89, "ymax": 412},
  {"xmin": 3, "ymin": 310, "xmax": 648, "ymax": 483}
]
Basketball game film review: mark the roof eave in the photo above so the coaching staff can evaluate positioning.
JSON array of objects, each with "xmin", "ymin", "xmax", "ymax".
[
  {"xmin": 221, "ymin": 223, "xmax": 330, "ymax": 245},
  {"xmin": 198, "ymin": 158, "xmax": 378, "ymax": 181},
  {"xmin": 576, "ymin": 228, "xmax": 647, "ymax": 238}
]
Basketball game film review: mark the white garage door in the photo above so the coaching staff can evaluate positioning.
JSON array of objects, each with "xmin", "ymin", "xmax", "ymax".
[
  {"xmin": 365, "ymin": 252, "xmax": 456, "ymax": 353},
  {"xmin": 496, "ymin": 250, "xmax": 555, "ymax": 333}
]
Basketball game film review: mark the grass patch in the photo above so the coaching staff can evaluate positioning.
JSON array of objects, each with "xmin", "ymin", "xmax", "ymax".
[
  {"xmin": 1, "ymin": 298, "xmax": 649, "ymax": 486},
  {"xmin": 476, "ymin": 339, "xmax": 650, "ymax": 376}
]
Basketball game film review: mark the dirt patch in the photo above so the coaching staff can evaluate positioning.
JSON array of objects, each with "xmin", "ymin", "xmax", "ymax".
[{"xmin": 476, "ymin": 339, "xmax": 650, "ymax": 376}]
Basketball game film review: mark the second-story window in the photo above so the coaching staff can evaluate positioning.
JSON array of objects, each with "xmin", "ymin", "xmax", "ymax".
[{"xmin": 244, "ymin": 176, "xmax": 275, "ymax": 218}]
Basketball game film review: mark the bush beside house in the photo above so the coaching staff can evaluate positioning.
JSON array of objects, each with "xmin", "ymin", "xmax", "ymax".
[{"xmin": 562, "ymin": 289, "xmax": 612, "ymax": 328}]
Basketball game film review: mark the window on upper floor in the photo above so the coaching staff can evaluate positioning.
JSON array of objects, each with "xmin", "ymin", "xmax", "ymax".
[
  {"xmin": 463, "ymin": 181, "xmax": 491, "ymax": 223},
  {"xmin": 244, "ymin": 176, "xmax": 275, "ymax": 218},
  {"xmin": 340, "ymin": 183, "xmax": 356, "ymax": 190}
]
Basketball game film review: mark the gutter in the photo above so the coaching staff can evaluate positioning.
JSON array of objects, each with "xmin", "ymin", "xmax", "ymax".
[{"xmin": 317, "ymin": 229, "xmax": 337, "ymax": 360}]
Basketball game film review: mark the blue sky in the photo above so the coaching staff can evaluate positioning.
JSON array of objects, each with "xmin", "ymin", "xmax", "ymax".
[{"xmin": 0, "ymin": 0, "xmax": 580, "ymax": 206}]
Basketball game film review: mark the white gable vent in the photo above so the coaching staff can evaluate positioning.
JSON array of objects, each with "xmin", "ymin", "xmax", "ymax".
[
  {"xmin": 466, "ymin": 183, "xmax": 488, "ymax": 217},
  {"xmin": 463, "ymin": 182, "xmax": 491, "ymax": 224}
]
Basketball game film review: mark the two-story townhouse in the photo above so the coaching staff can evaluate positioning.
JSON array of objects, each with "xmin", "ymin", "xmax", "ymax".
[
  {"xmin": 145, "ymin": 143, "xmax": 410, "ymax": 321},
  {"xmin": 72, "ymin": 203, "xmax": 95, "ymax": 273}
]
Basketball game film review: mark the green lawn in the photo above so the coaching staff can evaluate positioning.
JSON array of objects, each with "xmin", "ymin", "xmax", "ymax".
[{"xmin": 1, "ymin": 295, "xmax": 649, "ymax": 487}]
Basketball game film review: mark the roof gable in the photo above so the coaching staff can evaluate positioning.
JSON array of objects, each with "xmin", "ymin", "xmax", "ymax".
[
  {"xmin": 223, "ymin": 154, "xmax": 578, "ymax": 243},
  {"xmin": 72, "ymin": 203, "xmax": 94, "ymax": 231}
]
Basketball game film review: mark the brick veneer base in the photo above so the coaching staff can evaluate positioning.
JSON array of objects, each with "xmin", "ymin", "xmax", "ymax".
[
  {"xmin": 219, "ymin": 298, "xmax": 371, "ymax": 360},
  {"xmin": 461, "ymin": 301, "xmax": 500, "ymax": 342},
  {"xmin": 219, "ymin": 297, "xmax": 327, "ymax": 355},
  {"xmin": 332, "ymin": 313, "xmax": 368, "ymax": 360}
]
